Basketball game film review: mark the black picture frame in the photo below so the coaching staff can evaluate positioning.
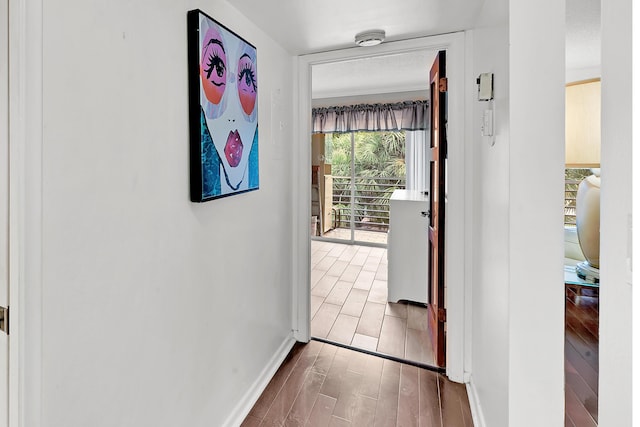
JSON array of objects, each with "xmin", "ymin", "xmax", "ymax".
[{"xmin": 188, "ymin": 9, "xmax": 259, "ymax": 202}]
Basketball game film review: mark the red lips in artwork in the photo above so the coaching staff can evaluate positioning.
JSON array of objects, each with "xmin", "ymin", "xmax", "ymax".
[{"xmin": 224, "ymin": 130, "xmax": 243, "ymax": 167}]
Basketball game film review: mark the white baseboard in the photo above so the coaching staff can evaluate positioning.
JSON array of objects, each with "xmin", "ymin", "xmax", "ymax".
[
  {"xmin": 466, "ymin": 377, "xmax": 487, "ymax": 427},
  {"xmin": 222, "ymin": 333, "xmax": 296, "ymax": 427}
]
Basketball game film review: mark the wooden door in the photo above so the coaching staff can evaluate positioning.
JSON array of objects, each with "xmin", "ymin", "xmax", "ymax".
[{"xmin": 428, "ymin": 50, "xmax": 447, "ymax": 368}]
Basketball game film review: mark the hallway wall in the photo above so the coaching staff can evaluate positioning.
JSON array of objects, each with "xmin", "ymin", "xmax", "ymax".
[
  {"xmin": 38, "ymin": 0, "xmax": 294, "ymax": 425},
  {"xmin": 598, "ymin": 0, "xmax": 633, "ymax": 423},
  {"xmin": 466, "ymin": 0, "xmax": 510, "ymax": 423},
  {"xmin": 508, "ymin": 0, "xmax": 566, "ymax": 425},
  {"xmin": 467, "ymin": 0, "xmax": 566, "ymax": 425},
  {"xmin": 17, "ymin": 0, "xmax": 632, "ymax": 425}
]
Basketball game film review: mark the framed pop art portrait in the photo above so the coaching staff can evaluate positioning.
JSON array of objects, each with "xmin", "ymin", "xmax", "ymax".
[{"xmin": 188, "ymin": 9, "xmax": 259, "ymax": 202}]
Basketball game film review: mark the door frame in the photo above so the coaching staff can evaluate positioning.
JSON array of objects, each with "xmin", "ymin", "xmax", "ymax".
[
  {"xmin": 293, "ymin": 32, "xmax": 468, "ymax": 382},
  {"xmin": 8, "ymin": 0, "xmax": 44, "ymax": 425},
  {"xmin": 1, "ymin": 1, "xmax": 9, "ymax": 425}
]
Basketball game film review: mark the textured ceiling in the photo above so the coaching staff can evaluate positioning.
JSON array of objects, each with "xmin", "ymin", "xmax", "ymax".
[
  {"xmin": 312, "ymin": 50, "xmax": 437, "ymax": 99},
  {"xmin": 226, "ymin": 0, "xmax": 600, "ymax": 95},
  {"xmin": 566, "ymin": 0, "xmax": 601, "ymax": 71},
  {"xmin": 226, "ymin": 0, "xmax": 485, "ymax": 55}
]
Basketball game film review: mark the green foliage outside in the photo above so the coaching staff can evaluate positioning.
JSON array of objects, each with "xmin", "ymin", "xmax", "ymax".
[
  {"xmin": 326, "ymin": 131, "xmax": 406, "ymax": 178},
  {"xmin": 326, "ymin": 131, "xmax": 406, "ymax": 229}
]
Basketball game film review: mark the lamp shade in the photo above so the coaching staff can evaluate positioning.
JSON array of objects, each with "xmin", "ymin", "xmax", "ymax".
[{"xmin": 565, "ymin": 79, "xmax": 601, "ymax": 167}]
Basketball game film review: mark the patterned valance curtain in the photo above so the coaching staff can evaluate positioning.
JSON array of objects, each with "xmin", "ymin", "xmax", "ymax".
[{"xmin": 312, "ymin": 100, "xmax": 429, "ymax": 133}]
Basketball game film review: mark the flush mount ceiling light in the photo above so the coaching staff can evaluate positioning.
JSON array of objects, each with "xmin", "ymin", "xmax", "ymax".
[{"xmin": 355, "ymin": 30, "xmax": 386, "ymax": 47}]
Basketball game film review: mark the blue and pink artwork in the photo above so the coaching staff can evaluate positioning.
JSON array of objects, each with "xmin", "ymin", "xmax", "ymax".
[{"xmin": 188, "ymin": 9, "xmax": 259, "ymax": 201}]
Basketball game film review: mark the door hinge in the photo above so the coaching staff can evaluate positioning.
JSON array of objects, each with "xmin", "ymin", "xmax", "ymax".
[
  {"xmin": 439, "ymin": 77, "xmax": 448, "ymax": 93},
  {"xmin": 437, "ymin": 307, "xmax": 447, "ymax": 322},
  {"xmin": 0, "ymin": 306, "xmax": 8, "ymax": 335}
]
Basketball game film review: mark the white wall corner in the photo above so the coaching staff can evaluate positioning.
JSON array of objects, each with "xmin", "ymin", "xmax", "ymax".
[
  {"xmin": 9, "ymin": 0, "xmax": 44, "ymax": 426},
  {"xmin": 222, "ymin": 334, "xmax": 296, "ymax": 427},
  {"xmin": 508, "ymin": 0, "xmax": 565, "ymax": 424},
  {"xmin": 462, "ymin": 29, "xmax": 475, "ymax": 381},
  {"xmin": 292, "ymin": 55, "xmax": 311, "ymax": 343},
  {"xmin": 597, "ymin": 0, "xmax": 633, "ymax": 423},
  {"xmin": 466, "ymin": 376, "xmax": 487, "ymax": 427},
  {"xmin": 442, "ymin": 31, "xmax": 468, "ymax": 384}
]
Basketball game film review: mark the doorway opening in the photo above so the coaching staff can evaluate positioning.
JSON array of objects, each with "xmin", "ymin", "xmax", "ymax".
[
  {"xmin": 564, "ymin": 0, "xmax": 601, "ymax": 423},
  {"xmin": 563, "ymin": 86, "xmax": 601, "ymax": 424},
  {"xmin": 307, "ymin": 49, "xmax": 442, "ymax": 371},
  {"xmin": 294, "ymin": 32, "xmax": 467, "ymax": 382}
]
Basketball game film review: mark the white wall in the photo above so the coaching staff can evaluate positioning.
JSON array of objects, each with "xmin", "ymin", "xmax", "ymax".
[
  {"xmin": 566, "ymin": 66, "xmax": 601, "ymax": 84},
  {"xmin": 36, "ymin": 0, "xmax": 294, "ymax": 425},
  {"xmin": 598, "ymin": 0, "xmax": 633, "ymax": 424},
  {"xmin": 468, "ymin": 0, "xmax": 567, "ymax": 426},
  {"xmin": 466, "ymin": 0, "xmax": 510, "ymax": 425},
  {"xmin": 311, "ymin": 90, "xmax": 428, "ymax": 108},
  {"xmin": 508, "ymin": 1, "xmax": 566, "ymax": 426},
  {"xmin": 16, "ymin": 0, "xmax": 632, "ymax": 425}
]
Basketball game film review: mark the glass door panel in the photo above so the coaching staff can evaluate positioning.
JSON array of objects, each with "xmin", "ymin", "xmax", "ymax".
[{"xmin": 311, "ymin": 131, "xmax": 407, "ymax": 246}]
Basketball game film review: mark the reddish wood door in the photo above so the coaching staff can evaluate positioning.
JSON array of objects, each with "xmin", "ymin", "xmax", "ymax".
[{"xmin": 428, "ymin": 50, "xmax": 447, "ymax": 368}]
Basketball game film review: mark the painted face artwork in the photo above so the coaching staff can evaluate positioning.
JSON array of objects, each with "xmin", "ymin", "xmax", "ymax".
[
  {"xmin": 200, "ymin": 26, "xmax": 227, "ymax": 106},
  {"xmin": 199, "ymin": 17, "xmax": 258, "ymax": 195},
  {"xmin": 237, "ymin": 53, "xmax": 257, "ymax": 115}
]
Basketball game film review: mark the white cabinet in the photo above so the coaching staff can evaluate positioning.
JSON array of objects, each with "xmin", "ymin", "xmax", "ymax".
[{"xmin": 387, "ymin": 190, "xmax": 429, "ymax": 304}]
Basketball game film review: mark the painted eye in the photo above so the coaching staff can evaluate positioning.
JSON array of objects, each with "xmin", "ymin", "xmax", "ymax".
[
  {"xmin": 237, "ymin": 54, "xmax": 257, "ymax": 115},
  {"xmin": 205, "ymin": 53, "xmax": 225, "ymax": 80},
  {"xmin": 200, "ymin": 31, "xmax": 227, "ymax": 105}
]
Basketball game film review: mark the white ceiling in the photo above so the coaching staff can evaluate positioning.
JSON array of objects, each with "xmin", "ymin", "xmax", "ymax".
[
  {"xmin": 566, "ymin": 0, "xmax": 601, "ymax": 71},
  {"xmin": 226, "ymin": 0, "xmax": 601, "ymax": 96},
  {"xmin": 226, "ymin": 0, "xmax": 485, "ymax": 55},
  {"xmin": 312, "ymin": 50, "xmax": 436, "ymax": 100}
]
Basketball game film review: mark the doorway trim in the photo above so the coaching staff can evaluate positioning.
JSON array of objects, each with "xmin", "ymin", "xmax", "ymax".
[
  {"xmin": 8, "ymin": 0, "xmax": 44, "ymax": 425},
  {"xmin": 293, "ymin": 32, "xmax": 467, "ymax": 382}
]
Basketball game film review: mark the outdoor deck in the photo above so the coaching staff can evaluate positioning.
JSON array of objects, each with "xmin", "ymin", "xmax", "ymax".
[{"xmin": 318, "ymin": 227, "xmax": 388, "ymax": 245}]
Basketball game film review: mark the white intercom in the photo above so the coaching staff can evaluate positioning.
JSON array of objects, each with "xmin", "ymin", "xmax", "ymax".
[
  {"xmin": 477, "ymin": 73, "xmax": 495, "ymax": 143},
  {"xmin": 477, "ymin": 73, "xmax": 494, "ymax": 101},
  {"xmin": 481, "ymin": 110, "xmax": 493, "ymax": 137}
]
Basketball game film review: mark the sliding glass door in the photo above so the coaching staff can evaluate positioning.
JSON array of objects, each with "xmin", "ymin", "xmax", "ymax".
[{"xmin": 311, "ymin": 131, "xmax": 407, "ymax": 246}]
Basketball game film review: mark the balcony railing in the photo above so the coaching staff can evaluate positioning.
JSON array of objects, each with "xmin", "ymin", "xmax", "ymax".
[
  {"xmin": 564, "ymin": 169, "xmax": 593, "ymax": 226},
  {"xmin": 330, "ymin": 175, "xmax": 406, "ymax": 232},
  {"xmin": 564, "ymin": 178, "xmax": 581, "ymax": 226},
  {"xmin": 327, "ymin": 173, "xmax": 585, "ymax": 230}
]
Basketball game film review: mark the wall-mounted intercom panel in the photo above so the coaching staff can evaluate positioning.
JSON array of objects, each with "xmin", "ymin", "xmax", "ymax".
[{"xmin": 477, "ymin": 73, "xmax": 494, "ymax": 101}]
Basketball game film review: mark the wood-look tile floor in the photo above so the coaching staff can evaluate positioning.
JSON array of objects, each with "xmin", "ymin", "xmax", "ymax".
[
  {"xmin": 310, "ymin": 241, "xmax": 434, "ymax": 367},
  {"xmin": 242, "ymin": 340, "xmax": 473, "ymax": 427},
  {"xmin": 565, "ymin": 286, "xmax": 599, "ymax": 427}
]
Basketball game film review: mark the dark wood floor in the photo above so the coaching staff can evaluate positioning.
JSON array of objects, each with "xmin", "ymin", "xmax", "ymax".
[
  {"xmin": 242, "ymin": 340, "xmax": 472, "ymax": 427},
  {"xmin": 241, "ymin": 282, "xmax": 597, "ymax": 426},
  {"xmin": 565, "ymin": 285, "xmax": 599, "ymax": 427}
]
